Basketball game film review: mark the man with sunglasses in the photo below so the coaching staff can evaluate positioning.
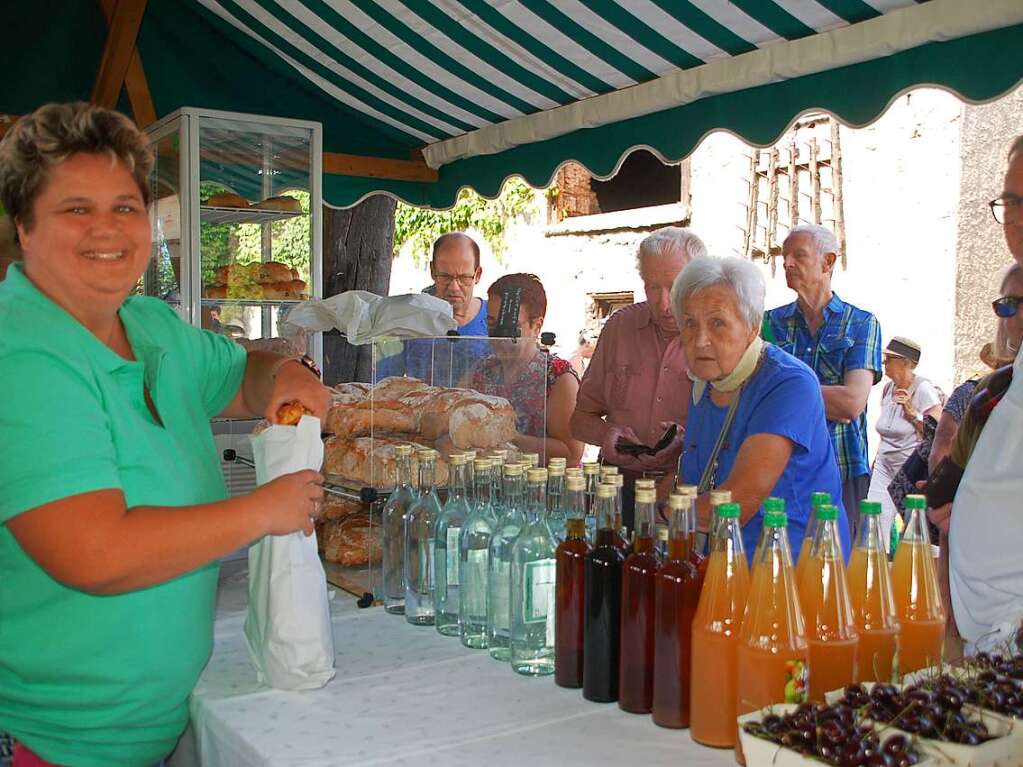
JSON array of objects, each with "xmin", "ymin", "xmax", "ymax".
[
  {"xmin": 948, "ymin": 135, "xmax": 1023, "ymax": 654},
  {"xmin": 378, "ymin": 232, "xmax": 490, "ymax": 385}
]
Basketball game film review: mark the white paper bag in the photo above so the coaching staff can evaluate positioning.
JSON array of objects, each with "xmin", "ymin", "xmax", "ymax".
[
  {"xmin": 244, "ymin": 415, "xmax": 336, "ymax": 690},
  {"xmin": 280, "ymin": 290, "xmax": 457, "ymax": 344}
]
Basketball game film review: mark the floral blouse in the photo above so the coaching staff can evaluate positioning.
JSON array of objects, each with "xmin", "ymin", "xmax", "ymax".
[{"xmin": 467, "ymin": 349, "xmax": 578, "ymax": 438}]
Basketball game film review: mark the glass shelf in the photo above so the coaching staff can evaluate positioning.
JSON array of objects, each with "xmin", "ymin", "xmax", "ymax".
[{"xmin": 199, "ymin": 205, "xmax": 303, "ymax": 225}]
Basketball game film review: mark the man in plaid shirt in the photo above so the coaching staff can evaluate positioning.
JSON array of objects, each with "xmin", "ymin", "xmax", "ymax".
[{"xmin": 765, "ymin": 225, "xmax": 883, "ymax": 533}]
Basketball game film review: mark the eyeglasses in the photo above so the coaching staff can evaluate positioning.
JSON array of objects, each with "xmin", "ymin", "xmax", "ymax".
[
  {"xmin": 989, "ymin": 194, "xmax": 1022, "ymax": 224},
  {"xmin": 993, "ymin": 295, "xmax": 1023, "ymax": 318},
  {"xmin": 434, "ymin": 272, "xmax": 477, "ymax": 288}
]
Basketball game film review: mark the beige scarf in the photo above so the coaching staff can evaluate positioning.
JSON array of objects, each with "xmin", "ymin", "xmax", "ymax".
[{"xmin": 689, "ymin": 336, "xmax": 764, "ymax": 405}]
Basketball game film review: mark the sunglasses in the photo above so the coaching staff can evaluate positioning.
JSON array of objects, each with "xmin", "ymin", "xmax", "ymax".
[{"xmin": 993, "ymin": 295, "xmax": 1023, "ymax": 319}]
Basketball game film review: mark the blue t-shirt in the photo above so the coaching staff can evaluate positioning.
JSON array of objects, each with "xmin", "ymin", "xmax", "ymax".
[
  {"xmin": 681, "ymin": 344, "xmax": 851, "ymax": 564},
  {"xmin": 376, "ymin": 298, "xmax": 490, "ymax": 385}
]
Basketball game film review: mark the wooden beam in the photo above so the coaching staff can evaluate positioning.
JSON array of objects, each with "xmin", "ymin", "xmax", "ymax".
[
  {"xmin": 98, "ymin": 0, "xmax": 156, "ymax": 127},
  {"xmin": 323, "ymin": 151, "xmax": 438, "ymax": 183},
  {"xmin": 91, "ymin": 0, "xmax": 148, "ymax": 109}
]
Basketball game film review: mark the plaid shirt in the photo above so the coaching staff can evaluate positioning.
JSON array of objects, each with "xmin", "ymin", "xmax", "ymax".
[{"xmin": 766, "ymin": 293, "xmax": 882, "ymax": 480}]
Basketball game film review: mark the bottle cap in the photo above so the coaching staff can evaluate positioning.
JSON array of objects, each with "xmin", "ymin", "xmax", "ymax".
[
  {"xmin": 488, "ymin": 449, "xmax": 508, "ymax": 460},
  {"xmin": 668, "ymin": 493, "xmax": 691, "ymax": 510},
  {"xmin": 565, "ymin": 467, "xmax": 584, "ymax": 477},
  {"xmin": 657, "ymin": 527, "xmax": 669, "ymax": 542},
  {"xmin": 597, "ymin": 484, "xmax": 615, "ymax": 498},
  {"xmin": 677, "ymin": 484, "xmax": 699, "ymax": 498},
  {"xmin": 816, "ymin": 504, "xmax": 838, "ymax": 521},
  {"xmin": 859, "ymin": 500, "xmax": 882, "ymax": 516},
  {"xmin": 548, "ymin": 464, "xmax": 565, "ymax": 477},
  {"xmin": 635, "ymin": 489, "xmax": 655, "ymax": 504},
  {"xmin": 811, "ymin": 491, "xmax": 832, "ymax": 508},
  {"xmin": 764, "ymin": 510, "xmax": 788, "ymax": 528},
  {"xmin": 473, "ymin": 457, "xmax": 492, "ymax": 471},
  {"xmin": 582, "ymin": 462, "xmax": 600, "ymax": 475},
  {"xmin": 523, "ymin": 453, "xmax": 540, "ymax": 467},
  {"xmin": 763, "ymin": 497, "xmax": 785, "ymax": 513},
  {"xmin": 718, "ymin": 502, "xmax": 740, "ymax": 519},
  {"xmin": 416, "ymin": 447, "xmax": 437, "ymax": 459},
  {"xmin": 448, "ymin": 453, "xmax": 468, "ymax": 466},
  {"xmin": 612, "ymin": 474, "xmax": 624, "ymax": 487},
  {"xmin": 635, "ymin": 479, "xmax": 656, "ymax": 491},
  {"xmin": 905, "ymin": 494, "xmax": 927, "ymax": 510},
  {"xmin": 566, "ymin": 476, "xmax": 585, "ymax": 492},
  {"xmin": 527, "ymin": 468, "xmax": 548, "ymax": 483},
  {"xmin": 394, "ymin": 444, "xmax": 413, "ymax": 456},
  {"xmin": 709, "ymin": 489, "xmax": 732, "ymax": 505},
  {"xmin": 600, "ymin": 464, "xmax": 619, "ymax": 476},
  {"xmin": 504, "ymin": 463, "xmax": 524, "ymax": 477},
  {"xmin": 548, "ymin": 457, "xmax": 567, "ymax": 468},
  {"xmin": 464, "ymin": 450, "xmax": 477, "ymax": 462},
  {"xmin": 490, "ymin": 454, "xmax": 506, "ymax": 467}
]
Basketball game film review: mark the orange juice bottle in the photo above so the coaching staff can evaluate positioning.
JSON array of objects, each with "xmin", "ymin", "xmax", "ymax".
[
  {"xmin": 799, "ymin": 504, "xmax": 858, "ymax": 700},
  {"xmin": 891, "ymin": 494, "xmax": 945, "ymax": 675},
  {"xmin": 848, "ymin": 500, "xmax": 900, "ymax": 684},
  {"xmin": 690, "ymin": 503, "xmax": 750, "ymax": 748},
  {"xmin": 794, "ymin": 491, "xmax": 831, "ymax": 597},
  {"xmin": 736, "ymin": 502, "xmax": 808, "ymax": 762}
]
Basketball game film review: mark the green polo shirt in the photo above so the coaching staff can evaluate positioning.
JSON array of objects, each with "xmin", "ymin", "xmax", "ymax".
[{"xmin": 0, "ymin": 265, "xmax": 247, "ymax": 767}]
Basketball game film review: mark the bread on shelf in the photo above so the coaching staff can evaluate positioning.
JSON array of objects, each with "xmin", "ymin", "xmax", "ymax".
[
  {"xmin": 323, "ymin": 435, "xmax": 449, "ymax": 489},
  {"xmin": 206, "ymin": 192, "xmax": 249, "ymax": 208},
  {"xmin": 318, "ymin": 513, "xmax": 382, "ymax": 567},
  {"xmin": 204, "ymin": 262, "xmax": 308, "ymax": 300},
  {"xmin": 252, "ymin": 195, "xmax": 302, "ymax": 213}
]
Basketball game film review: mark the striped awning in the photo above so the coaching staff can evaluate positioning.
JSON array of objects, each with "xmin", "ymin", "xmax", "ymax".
[{"xmin": 5, "ymin": 0, "xmax": 1023, "ymax": 208}]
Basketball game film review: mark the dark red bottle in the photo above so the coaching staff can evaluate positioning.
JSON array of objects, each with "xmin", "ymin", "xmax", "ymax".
[
  {"xmin": 651, "ymin": 493, "xmax": 703, "ymax": 728},
  {"xmin": 583, "ymin": 485, "xmax": 624, "ymax": 703},
  {"xmin": 555, "ymin": 513, "xmax": 590, "ymax": 688},
  {"xmin": 618, "ymin": 488, "xmax": 660, "ymax": 714}
]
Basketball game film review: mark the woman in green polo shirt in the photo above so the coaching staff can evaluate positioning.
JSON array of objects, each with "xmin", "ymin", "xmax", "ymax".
[{"xmin": 0, "ymin": 103, "xmax": 332, "ymax": 767}]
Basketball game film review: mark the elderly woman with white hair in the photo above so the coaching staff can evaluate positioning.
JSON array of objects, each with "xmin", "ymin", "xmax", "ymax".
[{"xmin": 673, "ymin": 255, "xmax": 850, "ymax": 561}]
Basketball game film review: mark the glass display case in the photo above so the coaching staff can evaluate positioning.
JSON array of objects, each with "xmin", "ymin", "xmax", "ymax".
[
  {"xmin": 318, "ymin": 336, "xmax": 550, "ymax": 603},
  {"xmin": 144, "ymin": 107, "xmax": 322, "ymax": 367}
]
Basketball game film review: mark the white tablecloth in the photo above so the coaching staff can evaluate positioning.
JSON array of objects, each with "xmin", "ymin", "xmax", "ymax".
[{"xmin": 170, "ymin": 561, "xmax": 734, "ymax": 767}]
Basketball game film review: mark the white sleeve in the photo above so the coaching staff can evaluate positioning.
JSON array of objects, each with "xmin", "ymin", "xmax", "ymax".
[{"xmin": 913, "ymin": 379, "xmax": 942, "ymax": 412}]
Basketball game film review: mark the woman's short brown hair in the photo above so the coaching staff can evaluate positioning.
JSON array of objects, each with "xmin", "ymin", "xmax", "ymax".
[
  {"xmin": 0, "ymin": 102, "xmax": 152, "ymax": 239},
  {"xmin": 488, "ymin": 273, "xmax": 547, "ymax": 321}
]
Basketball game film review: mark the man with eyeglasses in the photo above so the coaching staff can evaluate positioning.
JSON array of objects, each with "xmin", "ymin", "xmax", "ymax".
[
  {"xmin": 378, "ymin": 232, "xmax": 489, "ymax": 385},
  {"xmin": 948, "ymin": 134, "xmax": 1023, "ymax": 654}
]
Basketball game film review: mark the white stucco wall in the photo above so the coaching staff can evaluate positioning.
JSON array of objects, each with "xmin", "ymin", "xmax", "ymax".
[{"xmin": 391, "ymin": 88, "xmax": 981, "ymax": 461}]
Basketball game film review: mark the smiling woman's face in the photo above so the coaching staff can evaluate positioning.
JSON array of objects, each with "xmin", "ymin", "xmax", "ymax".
[
  {"xmin": 16, "ymin": 152, "xmax": 151, "ymax": 316},
  {"xmin": 679, "ymin": 283, "xmax": 756, "ymax": 381}
]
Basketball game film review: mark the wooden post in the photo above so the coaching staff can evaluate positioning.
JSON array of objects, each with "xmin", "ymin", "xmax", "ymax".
[
  {"xmin": 321, "ymin": 196, "xmax": 398, "ymax": 384},
  {"xmin": 767, "ymin": 148, "xmax": 779, "ymax": 275},
  {"xmin": 743, "ymin": 151, "xmax": 759, "ymax": 259},
  {"xmin": 91, "ymin": 0, "xmax": 149, "ymax": 109},
  {"xmin": 809, "ymin": 137, "xmax": 821, "ymax": 225},
  {"xmin": 788, "ymin": 139, "xmax": 799, "ymax": 229},
  {"xmin": 830, "ymin": 121, "xmax": 847, "ymax": 269},
  {"xmin": 679, "ymin": 157, "xmax": 692, "ymax": 211}
]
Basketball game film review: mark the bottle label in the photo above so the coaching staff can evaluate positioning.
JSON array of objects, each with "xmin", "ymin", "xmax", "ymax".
[
  {"xmin": 446, "ymin": 527, "xmax": 461, "ymax": 586},
  {"xmin": 523, "ymin": 558, "xmax": 556, "ymax": 624},
  {"xmin": 784, "ymin": 659, "xmax": 809, "ymax": 704},
  {"xmin": 462, "ymin": 548, "xmax": 488, "ymax": 618}
]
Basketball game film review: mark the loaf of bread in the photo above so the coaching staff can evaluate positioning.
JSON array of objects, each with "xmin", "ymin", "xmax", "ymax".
[
  {"xmin": 320, "ymin": 514, "xmax": 383, "ymax": 567},
  {"xmin": 323, "ymin": 436, "xmax": 449, "ymax": 488},
  {"xmin": 321, "ymin": 497, "xmax": 364, "ymax": 521},
  {"xmin": 370, "ymin": 376, "xmax": 432, "ymax": 401},
  {"xmin": 204, "ymin": 285, "xmax": 228, "ymax": 300},
  {"xmin": 253, "ymin": 195, "xmax": 303, "ymax": 213},
  {"xmin": 331, "ymin": 382, "xmax": 370, "ymax": 406},
  {"xmin": 325, "ymin": 400, "xmax": 416, "ymax": 439},
  {"xmin": 259, "ymin": 262, "xmax": 294, "ymax": 283},
  {"xmin": 417, "ymin": 388, "xmax": 473, "ymax": 440},
  {"xmin": 448, "ymin": 395, "xmax": 517, "ymax": 449},
  {"xmin": 207, "ymin": 192, "xmax": 249, "ymax": 208},
  {"xmin": 260, "ymin": 280, "xmax": 307, "ymax": 300}
]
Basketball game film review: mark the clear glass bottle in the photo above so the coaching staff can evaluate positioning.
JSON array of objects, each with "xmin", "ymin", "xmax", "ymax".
[
  {"xmin": 434, "ymin": 453, "xmax": 470, "ymax": 637},
  {"xmin": 404, "ymin": 448, "xmax": 442, "ymax": 626},
  {"xmin": 582, "ymin": 461, "xmax": 600, "ymax": 520},
  {"xmin": 487, "ymin": 462, "xmax": 526, "ymax": 660},
  {"xmin": 459, "ymin": 458, "xmax": 497, "ymax": 649},
  {"xmin": 794, "ymin": 491, "xmax": 832, "ymax": 590},
  {"xmin": 490, "ymin": 453, "xmax": 506, "ymax": 509},
  {"xmin": 382, "ymin": 443, "xmax": 417, "ymax": 615},
  {"xmin": 510, "ymin": 468, "xmax": 557, "ymax": 676},
  {"xmin": 463, "ymin": 449, "xmax": 478, "ymax": 507},
  {"xmin": 583, "ymin": 483, "xmax": 624, "ymax": 702},
  {"xmin": 546, "ymin": 462, "xmax": 566, "ymax": 543}
]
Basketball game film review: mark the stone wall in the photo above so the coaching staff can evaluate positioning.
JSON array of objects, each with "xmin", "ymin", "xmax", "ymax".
[{"xmin": 954, "ymin": 89, "xmax": 1023, "ymax": 383}]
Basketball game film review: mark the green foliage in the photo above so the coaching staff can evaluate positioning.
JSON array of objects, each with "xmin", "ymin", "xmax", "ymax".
[{"xmin": 393, "ymin": 177, "xmax": 536, "ymax": 266}]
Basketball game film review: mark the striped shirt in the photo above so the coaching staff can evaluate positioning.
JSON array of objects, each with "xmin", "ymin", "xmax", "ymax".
[{"xmin": 766, "ymin": 293, "xmax": 882, "ymax": 480}]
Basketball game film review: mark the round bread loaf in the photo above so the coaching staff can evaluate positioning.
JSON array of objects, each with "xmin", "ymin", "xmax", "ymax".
[
  {"xmin": 253, "ymin": 195, "xmax": 302, "ymax": 213},
  {"xmin": 258, "ymin": 261, "xmax": 293, "ymax": 283},
  {"xmin": 204, "ymin": 285, "xmax": 227, "ymax": 300}
]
